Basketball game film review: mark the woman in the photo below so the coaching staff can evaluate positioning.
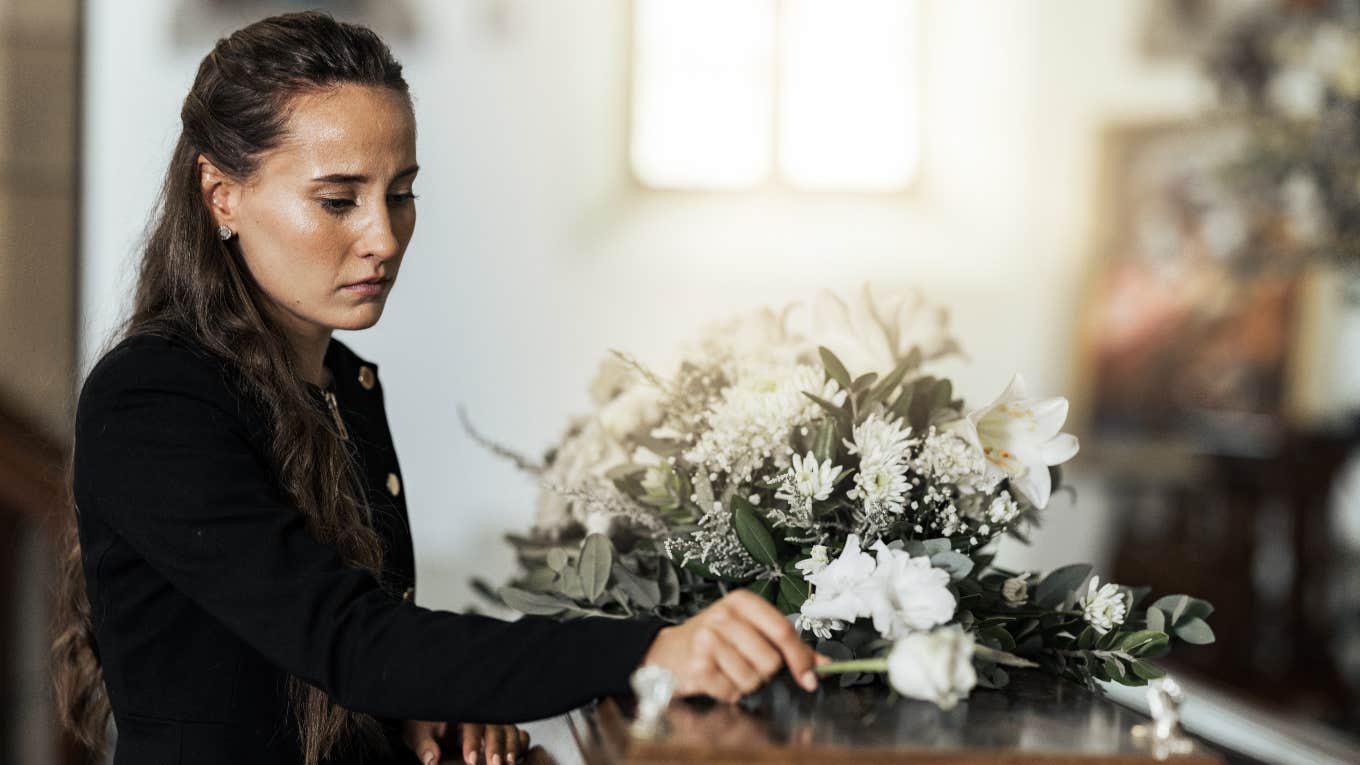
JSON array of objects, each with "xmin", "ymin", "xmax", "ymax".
[{"xmin": 50, "ymin": 11, "xmax": 826, "ymax": 765}]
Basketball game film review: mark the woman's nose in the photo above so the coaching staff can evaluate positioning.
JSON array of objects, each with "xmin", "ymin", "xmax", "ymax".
[{"xmin": 360, "ymin": 206, "xmax": 402, "ymax": 260}]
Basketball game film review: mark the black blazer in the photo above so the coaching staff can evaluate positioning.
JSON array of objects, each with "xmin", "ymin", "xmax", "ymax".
[{"xmin": 71, "ymin": 331, "xmax": 667, "ymax": 764}]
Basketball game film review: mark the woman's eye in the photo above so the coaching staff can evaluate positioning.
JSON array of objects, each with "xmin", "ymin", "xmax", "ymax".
[
  {"xmin": 388, "ymin": 192, "xmax": 419, "ymax": 204},
  {"xmin": 320, "ymin": 198, "xmax": 356, "ymax": 213}
]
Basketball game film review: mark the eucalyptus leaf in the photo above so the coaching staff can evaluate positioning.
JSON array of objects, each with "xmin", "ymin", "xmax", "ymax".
[
  {"xmin": 546, "ymin": 548, "xmax": 568, "ymax": 573},
  {"xmin": 930, "ymin": 550, "xmax": 975, "ymax": 581},
  {"xmin": 558, "ymin": 567, "xmax": 585, "ymax": 599},
  {"xmin": 1174, "ymin": 617, "xmax": 1216, "ymax": 645},
  {"xmin": 1035, "ymin": 563, "xmax": 1092, "ymax": 609},
  {"xmin": 497, "ymin": 586, "xmax": 573, "ymax": 616},
  {"xmin": 577, "ymin": 534, "xmax": 613, "ymax": 602},
  {"xmin": 612, "ymin": 563, "xmax": 661, "ymax": 609},
  {"xmin": 1146, "ymin": 607, "xmax": 1165, "ymax": 634},
  {"xmin": 659, "ymin": 560, "xmax": 681, "ymax": 606}
]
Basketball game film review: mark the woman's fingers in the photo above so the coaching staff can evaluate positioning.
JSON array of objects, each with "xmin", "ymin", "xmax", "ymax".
[
  {"xmin": 484, "ymin": 724, "xmax": 518, "ymax": 765},
  {"xmin": 461, "ymin": 723, "xmax": 485, "ymax": 765},
  {"xmin": 403, "ymin": 721, "xmax": 441, "ymax": 765},
  {"xmin": 711, "ymin": 631, "xmax": 765, "ymax": 696},
  {"xmin": 730, "ymin": 591, "xmax": 820, "ymax": 690},
  {"xmin": 716, "ymin": 613, "xmax": 784, "ymax": 683},
  {"xmin": 503, "ymin": 724, "xmax": 529, "ymax": 764}
]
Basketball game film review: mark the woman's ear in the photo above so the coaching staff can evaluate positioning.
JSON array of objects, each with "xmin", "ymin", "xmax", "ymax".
[{"xmin": 197, "ymin": 153, "xmax": 241, "ymax": 229}]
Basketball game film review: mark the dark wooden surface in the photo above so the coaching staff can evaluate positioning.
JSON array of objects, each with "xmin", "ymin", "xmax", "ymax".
[{"xmin": 568, "ymin": 671, "xmax": 1225, "ymax": 764}]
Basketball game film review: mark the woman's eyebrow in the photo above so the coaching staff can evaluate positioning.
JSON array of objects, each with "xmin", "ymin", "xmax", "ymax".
[{"xmin": 311, "ymin": 164, "xmax": 420, "ymax": 184}]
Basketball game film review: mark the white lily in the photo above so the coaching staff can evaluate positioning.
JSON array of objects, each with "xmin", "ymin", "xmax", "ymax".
[{"xmin": 947, "ymin": 373, "xmax": 1079, "ymax": 509}]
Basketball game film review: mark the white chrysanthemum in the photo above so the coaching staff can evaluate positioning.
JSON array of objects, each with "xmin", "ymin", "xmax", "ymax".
[
  {"xmin": 1080, "ymin": 576, "xmax": 1129, "ymax": 635},
  {"xmin": 844, "ymin": 414, "xmax": 915, "ymax": 517},
  {"xmin": 850, "ymin": 460, "xmax": 912, "ymax": 515},
  {"xmin": 844, "ymin": 413, "xmax": 915, "ymax": 463},
  {"xmin": 777, "ymin": 452, "xmax": 842, "ymax": 505},
  {"xmin": 684, "ymin": 361, "xmax": 846, "ymax": 483},
  {"xmin": 793, "ymin": 611, "xmax": 846, "ymax": 640}
]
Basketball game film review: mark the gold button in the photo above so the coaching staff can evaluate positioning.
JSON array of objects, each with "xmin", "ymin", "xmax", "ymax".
[
  {"xmin": 386, "ymin": 472, "xmax": 401, "ymax": 497},
  {"xmin": 358, "ymin": 365, "xmax": 376, "ymax": 390},
  {"xmin": 402, "ymin": 585, "xmax": 414, "ymax": 602}
]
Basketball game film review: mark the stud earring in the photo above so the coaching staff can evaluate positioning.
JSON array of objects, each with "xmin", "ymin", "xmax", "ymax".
[{"xmin": 217, "ymin": 224, "xmax": 235, "ymax": 241}]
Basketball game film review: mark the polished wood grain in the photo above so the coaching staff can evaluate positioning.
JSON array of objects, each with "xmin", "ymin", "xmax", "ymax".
[{"xmin": 568, "ymin": 671, "xmax": 1225, "ymax": 764}]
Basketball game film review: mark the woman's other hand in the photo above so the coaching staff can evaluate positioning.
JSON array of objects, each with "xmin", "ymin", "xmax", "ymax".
[
  {"xmin": 639, "ymin": 589, "xmax": 832, "ymax": 703},
  {"xmin": 402, "ymin": 719, "xmax": 530, "ymax": 765}
]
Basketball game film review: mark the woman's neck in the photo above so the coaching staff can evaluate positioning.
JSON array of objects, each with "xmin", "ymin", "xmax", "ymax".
[{"xmin": 271, "ymin": 312, "xmax": 333, "ymax": 388}]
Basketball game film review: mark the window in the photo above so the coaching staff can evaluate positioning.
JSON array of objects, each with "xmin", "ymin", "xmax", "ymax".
[{"xmin": 630, "ymin": 0, "xmax": 920, "ymax": 192}]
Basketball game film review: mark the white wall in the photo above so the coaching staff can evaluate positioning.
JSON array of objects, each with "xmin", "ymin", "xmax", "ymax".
[{"xmin": 81, "ymin": 0, "xmax": 1212, "ymax": 610}]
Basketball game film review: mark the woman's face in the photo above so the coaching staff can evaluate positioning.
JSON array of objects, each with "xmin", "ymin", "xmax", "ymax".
[{"xmin": 203, "ymin": 83, "xmax": 418, "ymax": 343}]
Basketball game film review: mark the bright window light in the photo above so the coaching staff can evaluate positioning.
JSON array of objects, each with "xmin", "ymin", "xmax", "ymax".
[
  {"xmin": 778, "ymin": 0, "xmax": 918, "ymax": 191},
  {"xmin": 630, "ymin": 0, "xmax": 777, "ymax": 189},
  {"xmin": 630, "ymin": 0, "xmax": 918, "ymax": 192}
]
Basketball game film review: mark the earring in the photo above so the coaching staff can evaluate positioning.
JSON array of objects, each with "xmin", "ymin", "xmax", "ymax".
[{"xmin": 217, "ymin": 224, "xmax": 235, "ymax": 241}]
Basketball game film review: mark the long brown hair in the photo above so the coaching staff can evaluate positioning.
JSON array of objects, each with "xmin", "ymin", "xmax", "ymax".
[{"xmin": 51, "ymin": 11, "xmax": 411, "ymax": 763}]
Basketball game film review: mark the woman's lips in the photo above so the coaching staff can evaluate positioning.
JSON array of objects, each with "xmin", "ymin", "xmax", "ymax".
[{"xmin": 341, "ymin": 278, "xmax": 390, "ymax": 296}]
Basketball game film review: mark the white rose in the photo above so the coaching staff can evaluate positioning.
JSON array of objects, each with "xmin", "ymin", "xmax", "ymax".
[
  {"xmin": 886, "ymin": 625, "xmax": 977, "ymax": 710},
  {"xmin": 799, "ymin": 534, "xmax": 879, "ymax": 625},
  {"xmin": 866, "ymin": 540, "xmax": 956, "ymax": 639}
]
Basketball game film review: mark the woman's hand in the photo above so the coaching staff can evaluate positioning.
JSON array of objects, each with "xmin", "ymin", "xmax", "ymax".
[
  {"xmin": 402, "ymin": 719, "xmax": 531, "ymax": 765},
  {"xmin": 640, "ymin": 589, "xmax": 831, "ymax": 703}
]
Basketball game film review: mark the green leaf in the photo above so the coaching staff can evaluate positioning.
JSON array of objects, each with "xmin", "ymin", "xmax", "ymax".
[
  {"xmin": 930, "ymin": 550, "xmax": 975, "ymax": 582},
  {"xmin": 1035, "ymin": 564, "xmax": 1092, "ymax": 609},
  {"xmin": 812, "ymin": 419, "xmax": 839, "ymax": 464},
  {"xmin": 732, "ymin": 495, "xmax": 779, "ymax": 567},
  {"xmin": 577, "ymin": 534, "xmax": 613, "ymax": 602},
  {"xmin": 658, "ymin": 560, "xmax": 681, "ymax": 605},
  {"xmin": 1146, "ymin": 607, "xmax": 1165, "ymax": 634},
  {"xmin": 818, "ymin": 346, "xmax": 853, "ymax": 391},
  {"xmin": 546, "ymin": 548, "xmax": 569, "ymax": 573},
  {"xmin": 778, "ymin": 571, "xmax": 811, "ymax": 611},
  {"xmin": 747, "ymin": 578, "xmax": 777, "ymax": 602},
  {"xmin": 558, "ymin": 566, "xmax": 585, "ymax": 599},
  {"xmin": 1130, "ymin": 659, "xmax": 1166, "ymax": 680},
  {"xmin": 1102, "ymin": 657, "xmax": 1126, "ymax": 682},
  {"xmin": 977, "ymin": 626, "xmax": 1016, "ymax": 651},
  {"xmin": 1118, "ymin": 630, "xmax": 1170, "ymax": 656},
  {"xmin": 612, "ymin": 563, "xmax": 661, "ymax": 609},
  {"xmin": 1174, "ymin": 617, "xmax": 1216, "ymax": 645},
  {"xmin": 864, "ymin": 354, "xmax": 914, "ymax": 409},
  {"xmin": 851, "ymin": 372, "xmax": 879, "ymax": 392},
  {"xmin": 497, "ymin": 586, "xmax": 573, "ymax": 616},
  {"xmin": 1077, "ymin": 626, "xmax": 1096, "ymax": 650},
  {"xmin": 889, "ymin": 387, "xmax": 914, "ymax": 421},
  {"xmin": 683, "ymin": 558, "xmax": 743, "ymax": 583}
]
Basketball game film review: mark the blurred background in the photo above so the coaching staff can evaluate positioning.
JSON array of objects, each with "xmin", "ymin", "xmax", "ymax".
[{"xmin": 4, "ymin": 0, "xmax": 1360, "ymax": 762}]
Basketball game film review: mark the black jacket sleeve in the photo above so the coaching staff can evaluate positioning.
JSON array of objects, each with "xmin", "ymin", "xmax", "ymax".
[{"xmin": 73, "ymin": 340, "xmax": 669, "ymax": 724}]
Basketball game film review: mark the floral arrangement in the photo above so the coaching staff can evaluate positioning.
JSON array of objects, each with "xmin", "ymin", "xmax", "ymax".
[
  {"xmin": 1206, "ymin": 0, "xmax": 1360, "ymax": 261},
  {"xmin": 464, "ymin": 286, "xmax": 1215, "ymax": 708}
]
